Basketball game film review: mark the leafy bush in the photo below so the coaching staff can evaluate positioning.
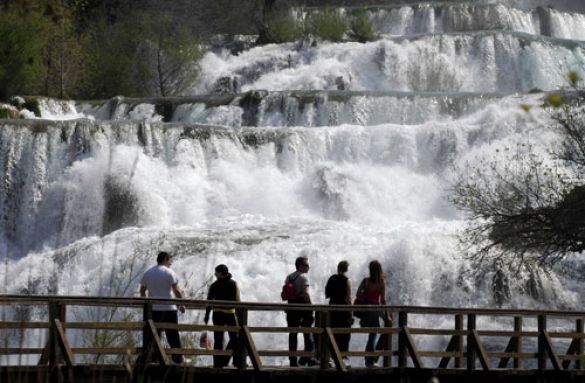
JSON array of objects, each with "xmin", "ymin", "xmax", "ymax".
[
  {"xmin": 349, "ymin": 9, "xmax": 376, "ymax": 43},
  {"xmin": 266, "ymin": 13, "xmax": 303, "ymax": 43},
  {"xmin": 308, "ymin": 9, "xmax": 348, "ymax": 42}
]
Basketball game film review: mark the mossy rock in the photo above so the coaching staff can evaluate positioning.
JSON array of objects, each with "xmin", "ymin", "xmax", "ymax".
[
  {"xmin": 0, "ymin": 105, "xmax": 19, "ymax": 119},
  {"xmin": 22, "ymin": 97, "xmax": 41, "ymax": 117}
]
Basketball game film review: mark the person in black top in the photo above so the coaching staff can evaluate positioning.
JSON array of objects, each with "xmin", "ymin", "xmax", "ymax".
[
  {"xmin": 204, "ymin": 264, "xmax": 240, "ymax": 368},
  {"xmin": 325, "ymin": 261, "xmax": 353, "ymax": 360}
]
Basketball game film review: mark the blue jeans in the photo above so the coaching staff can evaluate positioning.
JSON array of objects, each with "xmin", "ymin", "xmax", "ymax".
[{"xmin": 361, "ymin": 311, "xmax": 382, "ymax": 365}]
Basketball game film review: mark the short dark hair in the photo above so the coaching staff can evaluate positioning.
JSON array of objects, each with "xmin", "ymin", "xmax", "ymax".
[
  {"xmin": 157, "ymin": 251, "xmax": 171, "ymax": 264},
  {"xmin": 337, "ymin": 260, "xmax": 349, "ymax": 273},
  {"xmin": 295, "ymin": 256, "xmax": 308, "ymax": 270},
  {"xmin": 215, "ymin": 264, "xmax": 229, "ymax": 275}
]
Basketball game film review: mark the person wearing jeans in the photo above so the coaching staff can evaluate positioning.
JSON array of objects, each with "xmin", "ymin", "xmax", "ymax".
[{"xmin": 284, "ymin": 256, "xmax": 317, "ymax": 367}]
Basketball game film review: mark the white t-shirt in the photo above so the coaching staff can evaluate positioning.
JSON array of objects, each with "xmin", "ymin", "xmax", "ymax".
[{"xmin": 141, "ymin": 265, "xmax": 179, "ymax": 311}]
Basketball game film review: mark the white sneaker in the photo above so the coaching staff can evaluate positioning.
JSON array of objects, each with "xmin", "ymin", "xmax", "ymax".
[
  {"xmin": 366, "ymin": 362, "xmax": 379, "ymax": 368},
  {"xmin": 342, "ymin": 357, "xmax": 351, "ymax": 368}
]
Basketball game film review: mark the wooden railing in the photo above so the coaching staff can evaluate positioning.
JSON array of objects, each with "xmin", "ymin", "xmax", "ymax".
[{"xmin": 1, "ymin": 295, "xmax": 585, "ymax": 373}]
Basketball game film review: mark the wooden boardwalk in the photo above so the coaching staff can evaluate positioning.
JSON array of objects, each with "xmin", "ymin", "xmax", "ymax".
[{"xmin": 2, "ymin": 295, "xmax": 585, "ymax": 382}]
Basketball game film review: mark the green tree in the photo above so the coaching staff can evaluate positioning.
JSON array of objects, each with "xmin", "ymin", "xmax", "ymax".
[
  {"xmin": 134, "ymin": 12, "xmax": 205, "ymax": 97},
  {"xmin": 452, "ymin": 73, "xmax": 585, "ymax": 269},
  {"xmin": 0, "ymin": 11, "xmax": 48, "ymax": 100}
]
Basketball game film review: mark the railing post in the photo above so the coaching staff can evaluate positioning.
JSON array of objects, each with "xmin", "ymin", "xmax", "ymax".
[
  {"xmin": 48, "ymin": 300, "xmax": 66, "ymax": 383},
  {"xmin": 383, "ymin": 311, "xmax": 392, "ymax": 368},
  {"xmin": 577, "ymin": 318, "xmax": 584, "ymax": 370},
  {"xmin": 538, "ymin": 315, "xmax": 546, "ymax": 371},
  {"xmin": 236, "ymin": 308, "xmax": 248, "ymax": 369},
  {"xmin": 514, "ymin": 316, "xmax": 523, "ymax": 369},
  {"xmin": 398, "ymin": 311, "xmax": 407, "ymax": 368},
  {"xmin": 467, "ymin": 313, "xmax": 476, "ymax": 371},
  {"xmin": 48, "ymin": 301, "xmax": 66, "ymax": 367},
  {"xmin": 139, "ymin": 301, "xmax": 153, "ymax": 364},
  {"xmin": 455, "ymin": 314, "xmax": 463, "ymax": 368},
  {"xmin": 319, "ymin": 310, "xmax": 331, "ymax": 369}
]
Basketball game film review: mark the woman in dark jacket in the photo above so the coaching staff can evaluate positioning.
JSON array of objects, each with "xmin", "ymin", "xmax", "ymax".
[
  {"xmin": 325, "ymin": 261, "xmax": 353, "ymax": 361},
  {"xmin": 204, "ymin": 264, "xmax": 240, "ymax": 368}
]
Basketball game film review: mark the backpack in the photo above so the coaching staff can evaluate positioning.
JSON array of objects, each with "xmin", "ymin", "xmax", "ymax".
[{"xmin": 281, "ymin": 274, "xmax": 299, "ymax": 301}]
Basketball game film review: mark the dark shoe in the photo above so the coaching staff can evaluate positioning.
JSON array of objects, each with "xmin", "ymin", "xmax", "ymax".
[{"xmin": 299, "ymin": 357, "xmax": 319, "ymax": 366}]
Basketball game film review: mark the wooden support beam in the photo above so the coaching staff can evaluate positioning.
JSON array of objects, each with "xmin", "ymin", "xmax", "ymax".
[
  {"xmin": 402, "ymin": 327, "xmax": 424, "ymax": 369},
  {"xmin": 455, "ymin": 314, "xmax": 464, "ymax": 368},
  {"xmin": 562, "ymin": 339, "xmax": 579, "ymax": 369},
  {"xmin": 470, "ymin": 330, "xmax": 491, "ymax": 371},
  {"xmin": 542, "ymin": 330, "xmax": 563, "ymax": 371},
  {"xmin": 54, "ymin": 319, "xmax": 75, "ymax": 367},
  {"xmin": 438, "ymin": 336, "xmax": 458, "ymax": 368},
  {"xmin": 147, "ymin": 320, "xmax": 168, "ymax": 366},
  {"xmin": 514, "ymin": 316, "xmax": 523, "ymax": 369},
  {"xmin": 325, "ymin": 327, "xmax": 346, "ymax": 372},
  {"xmin": 577, "ymin": 318, "xmax": 584, "ymax": 370},
  {"xmin": 398, "ymin": 311, "xmax": 407, "ymax": 368},
  {"xmin": 241, "ymin": 325, "xmax": 262, "ymax": 371},
  {"xmin": 498, "ymin": 318, "xmax": 523, "ymax": 370},
  {"xmin": 318, "ymin": 312, "xmax": 331, "ymax": 370},
  {"xmin": 538, "ymin": 315, "xmax": 547, "ymax": 370},
  {"xmin": 467, "ymin": 313, "xmax": 476, "ymax": 371}
]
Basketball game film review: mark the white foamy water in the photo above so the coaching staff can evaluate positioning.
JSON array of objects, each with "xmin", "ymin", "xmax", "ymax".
[{"xmin": 195, "ymin": 32, "xmax": 585, "ymax": 94}]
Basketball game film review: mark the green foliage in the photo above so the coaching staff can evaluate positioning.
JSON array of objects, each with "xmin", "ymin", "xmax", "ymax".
[
  {"xmin": 453, "ymin": 77, "xmax": 585, "ymax": 270},
  {"xmin": 348, "ymin": 8, "xmax": 376, "ymax": 43},
  {"xmin": 134, "ymin": 12, "xmax": 205, "ymax": 97},
  {"xmin": 308, "ymin": 9, "xmax": 347, "ymax": 42},
  {"xmin": 266, "ymin": 13, "xmax": 303, "ymax": 43},
  {"xmin": 0, "ymin": 11, "xmax": 49, "ymax": 100}
]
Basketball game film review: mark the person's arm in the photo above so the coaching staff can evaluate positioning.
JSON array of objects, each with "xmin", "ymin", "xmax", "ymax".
[
  {"xmin": 380, "ymin": 284, "xmax": 393, "ymax": 325},
  {"xmin": 172, "ymin": 283, "xmax": 185, "ymax": 313},
  {"xmin": 139, "ymin": 285, "xmax": 147, "ymax": 298},
  {"xmin": 346, "ymin": 279, "xmax": 352, "ymax": 305},
  {"xmin": 235, "ymin": 283, "xmax": 240, "ymax": 302},
  {"xmin": 301, "ymin": 282, "xmax": 311, "ymax": 304}
]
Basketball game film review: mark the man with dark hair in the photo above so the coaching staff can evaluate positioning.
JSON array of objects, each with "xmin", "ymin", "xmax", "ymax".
[
  {"xmin": 325, "ymin": 260, "xmax": 353, "ymax": 365},
  {"xmin": 284, "ymin": 255, "xmax": 317, "ymax": 367},
  {"xmin": 140, "ymin": 251, "xmax": 185, "ymax": 364},
  {"xmin": 204, "ymin": 264, "xmax": 241, "ymax": 368}
]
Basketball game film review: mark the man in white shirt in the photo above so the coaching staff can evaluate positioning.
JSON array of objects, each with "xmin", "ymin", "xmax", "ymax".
[{"xmin": 140, "ymin": 251, "xmax": 185, "ymax": 364}]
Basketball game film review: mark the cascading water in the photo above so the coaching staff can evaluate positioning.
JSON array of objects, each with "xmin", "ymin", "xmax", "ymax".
[{"xmin": 2, "ymin": 0, "xmax": 585, "ymax": 365}]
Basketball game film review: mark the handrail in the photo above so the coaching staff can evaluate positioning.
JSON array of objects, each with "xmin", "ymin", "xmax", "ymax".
[
  {"xmin": 1, "ymin": 294, "xmax": 585, "ymax": 317},
  {"xmin": 3, "ymin": 294, "xmax": 585, "ymax": 376}
]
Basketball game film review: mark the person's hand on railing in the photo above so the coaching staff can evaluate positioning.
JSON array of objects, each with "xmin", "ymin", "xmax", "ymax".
[
  {"xmin": 178, "ymin": 304, "xmax": 186, "ymax": 314},
  {"xmin": 384, "ymin": 311, "xmax": 393, "ymax": 327}
]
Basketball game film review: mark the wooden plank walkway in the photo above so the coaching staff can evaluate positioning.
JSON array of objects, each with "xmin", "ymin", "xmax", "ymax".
[{"xmin": 1, "ymin": 295, "xmax": 585, "ymax": 382}]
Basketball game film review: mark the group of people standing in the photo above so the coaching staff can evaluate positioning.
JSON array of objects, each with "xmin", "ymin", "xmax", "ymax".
[
  {"xmin": 139, "ymin": 252, "xmax": 391, "ymax": 368},
  {"xmin": 284, "ymin": 256, "xmax": 391, "ymax": 367}
]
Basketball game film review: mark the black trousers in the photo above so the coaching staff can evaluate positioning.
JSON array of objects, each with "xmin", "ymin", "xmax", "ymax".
[
  {"xmin": 330, "ymin": 311, "xmax": 352, "ymax": 352},
  {"xmin": 212, "ymin": 311, "xmax": 239, "ymax": 368},
  {"xmin": 286, "ymin": 310, "xmax": 314, "ymax": 363},
  {"xmin": 152, "ymin": 310, "xmax": 183, "ymax": 364}
]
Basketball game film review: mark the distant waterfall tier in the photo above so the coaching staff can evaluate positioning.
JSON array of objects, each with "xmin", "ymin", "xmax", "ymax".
[
  {"xmin": 47, "ymin": 91, "xmax": 512, "ymax": 126},
  {"xmin": 196, "ymin": 32, "xmax": 585, "ymax": 94},
  {"xmin": 297, "ymin": 2, "xmax": 585, "ymax": 40}
]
